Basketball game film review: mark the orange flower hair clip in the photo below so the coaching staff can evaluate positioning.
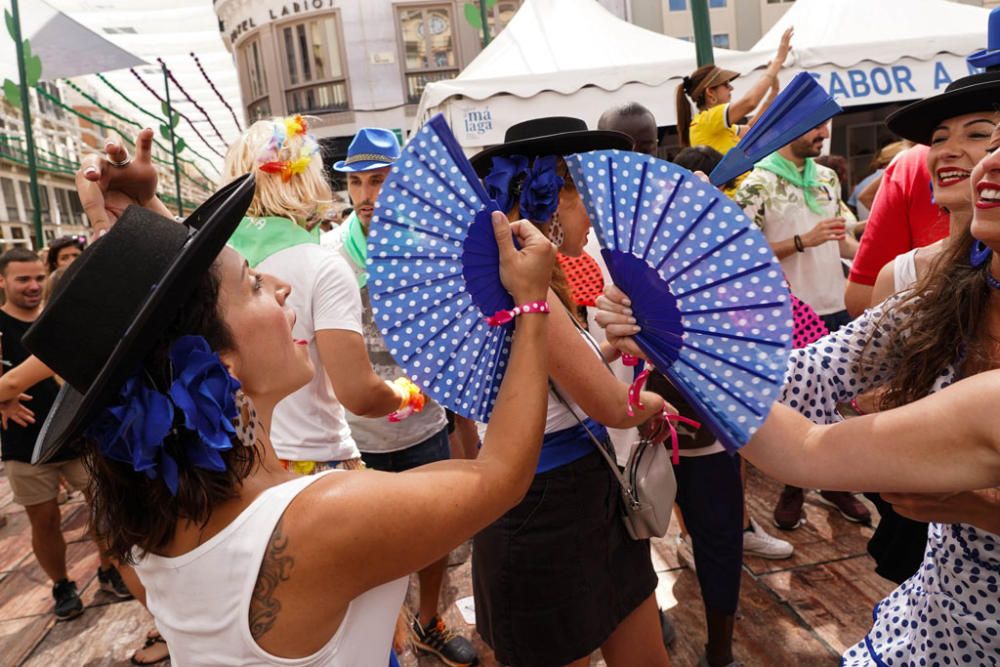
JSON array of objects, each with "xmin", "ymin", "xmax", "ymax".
[{"xmin": 259, "ymin": 154, "xmax": 313, "ymax": 182}]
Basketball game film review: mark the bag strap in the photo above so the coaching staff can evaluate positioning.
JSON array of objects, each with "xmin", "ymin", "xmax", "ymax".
[{"xmin": 548, "ymin": 379, "xmax": 640, "ymax": 508}]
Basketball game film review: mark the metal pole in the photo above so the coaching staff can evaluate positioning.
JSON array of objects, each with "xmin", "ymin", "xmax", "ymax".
[
  {"xmin": 161, "ymin": 62, "xmax": 183, "ymax": 217},
  {"xmin": 691, "ymin": 0, "xmax": 714, "ymax": 67},
  {"xmin": 9, "ymin": 0, "xmax": 44, "ymax": 248},
  {"xmin": 479, "ymin": 0, "xmax": 491, "ymax": 47}
]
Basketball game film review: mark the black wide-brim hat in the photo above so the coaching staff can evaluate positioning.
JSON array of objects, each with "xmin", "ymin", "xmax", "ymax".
[
  {"xmin": 470, "ymin": 116, "xmax": 633, "ymax": 177},
  {"xmin": 23, "ymin": 174, "xmax": 257, "ymax": 464},
  {"xmin": 886, "ymin": 71, "xmax": 1000, "ymax": 145}
]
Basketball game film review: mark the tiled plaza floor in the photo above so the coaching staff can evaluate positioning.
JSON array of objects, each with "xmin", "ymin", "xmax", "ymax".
[{"xmin": 0, "ymin": 463, "xmax": 893, "ymax": 666}]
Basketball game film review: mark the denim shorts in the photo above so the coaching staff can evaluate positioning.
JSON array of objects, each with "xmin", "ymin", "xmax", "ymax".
[{"xmin": 360, "ymin": 427, "xmax": 451, "ymax": 473}]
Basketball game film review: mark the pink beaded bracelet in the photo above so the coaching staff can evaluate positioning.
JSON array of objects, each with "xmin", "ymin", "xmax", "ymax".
[{"xmin": 485, "ymin": 300, "xmax": 550, "ymax": 326}]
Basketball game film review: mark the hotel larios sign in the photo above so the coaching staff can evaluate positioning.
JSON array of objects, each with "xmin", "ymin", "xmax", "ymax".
[{"xmin": 221, "ymin": 0, "xmax": 338, "ymax": 45}]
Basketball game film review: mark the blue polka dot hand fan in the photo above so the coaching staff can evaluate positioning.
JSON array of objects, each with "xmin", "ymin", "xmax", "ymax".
[
  {"xmin": 565, "ymin": 151, "xmax": 792, "ymax": 452},
  {"xmin": 367, "ymin": 114, "xmax": 511, "ymax": 422}
]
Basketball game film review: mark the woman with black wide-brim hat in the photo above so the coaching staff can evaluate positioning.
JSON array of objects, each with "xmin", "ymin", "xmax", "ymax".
[
  {"xmin": 725, "ymin": 54, "xmax": 1000, "ymax": 667},
  {"xmin": 469, "ymin": 118, "xmax": 674, "ymax": 667},
  {"xmin": 597, "ymin": 71, "xmax": 1000, "ymax": 667},
  {"xmin": 25, "ymin": 140, "xmax": 558, "ymax": 665}
]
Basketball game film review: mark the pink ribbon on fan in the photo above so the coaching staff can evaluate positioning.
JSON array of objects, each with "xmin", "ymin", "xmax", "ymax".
[
  {"xmin": 622, "ymin": 353, "xmax": 650, "ymax": 417},
  {"xmin": 621, "ymin": 355, "xmax": 702, "ymax": 463},
  {"xmin": 644, "ymin": 406, "xmax": 701, "ymax": 465}
]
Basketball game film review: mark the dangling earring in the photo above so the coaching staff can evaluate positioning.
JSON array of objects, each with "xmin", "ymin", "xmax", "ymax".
[
  {"xmin": 233, "ymin": 389, "xmax": 258, "ymax": 448},
  {"xmin": 546, "ymin": 212, "xmax": 564, "ymax": 247},
  {"xmin": 970, "ymin": 240, "xmax": 992, "ymax": 268}
]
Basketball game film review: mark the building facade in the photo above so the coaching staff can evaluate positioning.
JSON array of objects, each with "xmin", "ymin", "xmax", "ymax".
[
  {"xmin": 214, "ymin": 0, "xmax": 631, "ymax": 188},
  {"xmin": 656, "ymin": 0, "xmax": 999, "ymax": 50}
]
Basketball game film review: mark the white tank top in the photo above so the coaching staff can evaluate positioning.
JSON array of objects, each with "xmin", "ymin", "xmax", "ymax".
[
  {"xmin": 893, "ymin": 247, "xmax": 920, "ymax": 293},
  {"xmin": 134, "ymin": 471, "xmax": 408, "ymax": 666}
]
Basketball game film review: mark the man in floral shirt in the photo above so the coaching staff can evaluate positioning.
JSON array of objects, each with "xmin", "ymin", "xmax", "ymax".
[{"xmin": 733, "ymin": 123, "xmax": 869, "ymax": 531}]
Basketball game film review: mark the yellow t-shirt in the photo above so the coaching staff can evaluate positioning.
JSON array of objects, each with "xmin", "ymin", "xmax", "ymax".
[
  {"xmin": 689, "ymin": 103, "xmax": 739, "ymax": 155},
  {"xmin": 688, "ymin": 104, "xmax": 745, "ymax": 193}
]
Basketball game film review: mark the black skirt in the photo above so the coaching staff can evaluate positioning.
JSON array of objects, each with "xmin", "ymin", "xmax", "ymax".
[{"xmin": 472, "ymin": 449, "xmax": 657, "ymax": 667}]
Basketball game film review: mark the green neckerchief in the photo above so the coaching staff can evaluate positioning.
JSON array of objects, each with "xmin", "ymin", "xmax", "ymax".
[
  {"xmin": 228, "ymin": 216, "xmax": 320, "ymax": 268},
  {"xmin": 755, "ymin": 152, "xmax": 824, "ymax": 214},
  {"xmin": 342, "ymin": 211, "xmax": 368, "ymax": 288}
]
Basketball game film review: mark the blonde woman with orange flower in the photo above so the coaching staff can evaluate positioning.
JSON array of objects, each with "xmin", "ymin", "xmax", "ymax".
[{"xmin": 225, "ymin": 116, "xmax": 423, "ymax": 474}]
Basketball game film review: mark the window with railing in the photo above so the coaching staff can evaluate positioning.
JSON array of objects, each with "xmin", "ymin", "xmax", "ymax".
[
  {"xmin": 35, "ymin": 82, "xmax": 65, "ymax": 120},
  {"xmin": 54, "ymin": 188, "xmax": 74, "ymax": 225},
  {"xmin": 280, "ymin": 15, "xmax": 349, "ymax": 115},
  {"xmin": 398, "ymin": 5, "xmax": 459, "ymax": 104},
  {"xmin": 69, "ymin": 189, "xmax": 85, "ymax": 220},
  {"xmin": 239, "ymin": 37, "xmax": 271, "ymax": 121},
  {"xmin": 38, "ymin": 185, "xmax": 51, "ymax": 224},
  {"xmin": 1, "ymin": 178, "xmax": 18, "ymax": 221},
  {"xmin": 487, "ymin": 1, "xmax": 522, "ymax": 36},
  {"xmin": 18, "ymin": 181, "xmax": 33, "ymax": 218}
]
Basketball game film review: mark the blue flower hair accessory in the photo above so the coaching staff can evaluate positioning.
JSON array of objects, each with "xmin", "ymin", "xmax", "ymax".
[
  {"xmin": 484, "ymin": 155, "xmax": 529, "ymax": 213},
  {"xmin": 86, "ymin": 335, "xmax": 242, "ymax": 495},
  {"xmin": 484, "ymin": 154, "xmax": 564, "ymax": 223},
  {"xmin": 519, "ymin": 155, "xmax": 564, "ymax": 223}
]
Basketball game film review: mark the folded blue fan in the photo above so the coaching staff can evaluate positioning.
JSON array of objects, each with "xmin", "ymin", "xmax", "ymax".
[
  {"xmin": 709, "ymin": 72, "xmax": 842, "ymax": 187},
  {"xmin": 566, "ymin": 151, "xmax": 792, "ymax": 451},
  {"xmin": 367, "ymin": 115, "xmax": 512, "ymax": 422}
]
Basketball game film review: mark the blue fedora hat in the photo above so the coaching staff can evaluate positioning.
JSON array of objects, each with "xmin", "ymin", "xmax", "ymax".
[
  {"xmin": 333, "ymin": 127, "xmax": 401, "ymax": 172},
  {"xmin": 968, "ymin": 6, "xmax": 1000, "ymax": 70}
]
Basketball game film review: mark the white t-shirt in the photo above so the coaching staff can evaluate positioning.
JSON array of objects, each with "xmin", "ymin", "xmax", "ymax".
[
  {"xmin": 257, "ymin": 244, "xmax": 364, "ymax": 462},
  {"xmin": 327, "ymin": 224, "xmax": 448, "ymax": 453},
  {"xmin": 735, "ymin": 165, "xmax": 850, "ymax": 316}
]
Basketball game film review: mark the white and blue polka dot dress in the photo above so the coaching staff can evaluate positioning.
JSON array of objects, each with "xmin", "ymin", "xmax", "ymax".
[{"xmin": 782, "ymin": 294, "xmax": 1000, "ymax": 666}]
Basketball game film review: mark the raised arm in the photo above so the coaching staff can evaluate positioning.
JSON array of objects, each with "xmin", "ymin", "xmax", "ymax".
[
  {"xmin": 742, "ymin": 372, "xmax": 1000, "ymax": 493},
  {"xmin": 728, "ymin": 27, "xmax": 793, "ymax": 125},
  {"xmin": 293, "ymin": 214, "xmax": 555, "ymax": 599},
  {"xmin": 76, "ymin": 129, "xmax": 172, "ymax": 234}
]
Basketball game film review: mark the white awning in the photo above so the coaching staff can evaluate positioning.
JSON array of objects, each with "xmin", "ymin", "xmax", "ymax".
[
  {"xmin": 416, "ymin": 0, "xmax": 769, "ymax": 149},
  {"xmin": 752, "ymin": 0, "xmax": 987, "ymax": 68}
]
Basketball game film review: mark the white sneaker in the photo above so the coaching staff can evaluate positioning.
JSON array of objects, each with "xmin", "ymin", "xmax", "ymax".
[
  {"xmin": 675, "ymin": 534, "xmax": 697, "ymax": 572},
  {"xmin": 743, "ymin": 517, "xmax": 794, "ymax": 559}
]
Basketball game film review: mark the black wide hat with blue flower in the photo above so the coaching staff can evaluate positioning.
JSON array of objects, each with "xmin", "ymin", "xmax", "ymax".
[
  {"xmin": 23, "ymin": 174, "xmax": 256, "ymax": 464},
  {"xmin": 469, "ymin": 116, "xmax": 633, "ymax": 177}
]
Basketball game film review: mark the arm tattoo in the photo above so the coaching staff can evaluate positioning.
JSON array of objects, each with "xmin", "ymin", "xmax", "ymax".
[{"xmin": 249, "ymin": 516, "xmax": 295, "ymax": 640}]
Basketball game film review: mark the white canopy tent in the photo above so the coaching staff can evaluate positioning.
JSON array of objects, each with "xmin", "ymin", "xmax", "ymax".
[
  {"xmin": 750, "ymin": 0, "xmax": 988, "ymax": 108},
  {"xmin": 415, "ymin": 0, "xmax": 769, "ymax": 150}
]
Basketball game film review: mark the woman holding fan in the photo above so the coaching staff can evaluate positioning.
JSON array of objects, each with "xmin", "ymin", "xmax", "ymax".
[
  {"xmin": 676, "ymin": 27, "xmax": 793, "ymax": 192},
  {"xmin": 43, "ymin": 131, "xmax": 559, "ymax": 665},
  {"xmin": 470, "ymin": 117, "xmax": 675, "ymax": 667},
  {"xmin": 597, "ymin": 77, "xmax": 1000, "ymax": 665}
]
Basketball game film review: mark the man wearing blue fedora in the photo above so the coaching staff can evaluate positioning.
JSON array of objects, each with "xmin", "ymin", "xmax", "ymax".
[{"xmin": 330, "ymin": 128, "xmax": 480, "ymax": 667}]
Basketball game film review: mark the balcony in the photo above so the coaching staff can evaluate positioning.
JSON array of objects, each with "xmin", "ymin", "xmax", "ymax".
[
  {"xmin": 285, "ymin": 80, "xmax": 349, "ymax": 116},
  {"xmin": 405, "ymin": 69, "xmax": 458, "ymax": 105}
]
